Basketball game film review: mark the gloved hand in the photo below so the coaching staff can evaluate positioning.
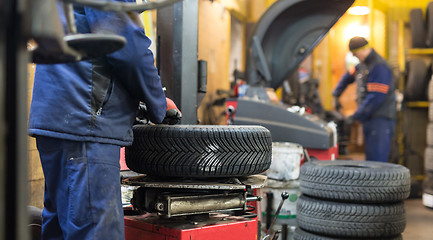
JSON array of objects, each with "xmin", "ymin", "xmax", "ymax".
[
  {"xmin": 135, "ymin": 102, "xmax": 149, "ymax": 125},
  {"xmin": 333, "ymin": 96, "xmax": 342, "ymax": 111},
  {"xmin": 162, "ymin": 97, "xmax": 182, "ymax": 125}
]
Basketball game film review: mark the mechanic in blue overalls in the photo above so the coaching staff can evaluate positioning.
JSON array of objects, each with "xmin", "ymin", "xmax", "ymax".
[
  {"xmin": 28, "ymin": 1, "xmax": 180, "ymax": 239},
  {"xmin": 332, "ymin": 36, "xmax": 396, "ymax": 162}
]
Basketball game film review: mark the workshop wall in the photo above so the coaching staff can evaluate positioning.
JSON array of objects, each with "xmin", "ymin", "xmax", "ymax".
[
  {"xmin": 27, "ymin": 61, "xmax": 44, "ymax": 209},
  {"xmin": 197, "ymin": 0, "xmax": 235, "ymax": 124},
  {"xmin": 197, "ymin": 0, "xmax": 276, "ymax": 124}
]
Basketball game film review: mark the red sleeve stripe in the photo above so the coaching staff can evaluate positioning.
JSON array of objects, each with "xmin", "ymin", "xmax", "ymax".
[{"xmin": 367, "ymin": 83, "xmax": 389, "ymax": 94}]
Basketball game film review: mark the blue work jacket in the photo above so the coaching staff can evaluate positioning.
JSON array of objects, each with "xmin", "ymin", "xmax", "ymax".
[
  {"xmin": 28, "ymin": 1, "xmax": 167, "ymax": 146},
  {"xmin": 333, "ymin": 50, "xmax": 396, "ymax": 122}
]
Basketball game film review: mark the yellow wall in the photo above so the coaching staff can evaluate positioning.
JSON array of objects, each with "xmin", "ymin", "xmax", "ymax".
[
  {"xmin": 27, "ymin": 62, "xmax": 44, "ymax": 209},
  {"xmin": 197, "ymin": 0, "xmax": 232, "ymax": 124}
]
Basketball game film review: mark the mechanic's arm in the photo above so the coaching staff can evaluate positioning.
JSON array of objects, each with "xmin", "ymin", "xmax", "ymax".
[
  {"xmin": 332, "ymin": 66, "xmax": 357, "ymax": 97},
  {"xmin": 85, "ymin": 2, "xmax": 167, "ymax": 123},
  {"xmin": 352, "ymin": 64, "xmax": 392, "ymax": 122}
]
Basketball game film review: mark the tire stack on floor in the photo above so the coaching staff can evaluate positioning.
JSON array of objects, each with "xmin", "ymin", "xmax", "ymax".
[{"xmin": 294, "ymin": 160, "xmax": 411, "ymax": 240}]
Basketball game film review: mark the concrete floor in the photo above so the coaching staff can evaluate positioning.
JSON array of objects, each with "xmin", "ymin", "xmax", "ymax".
[{"xmin": 402, "ymin": 198, "xmax": 433, "ymax": 239}]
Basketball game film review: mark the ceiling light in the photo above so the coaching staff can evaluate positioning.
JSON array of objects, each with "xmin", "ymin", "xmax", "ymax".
[{"xmin": 348, "ymin": 6, "xmax": 370, "ymax": 15}]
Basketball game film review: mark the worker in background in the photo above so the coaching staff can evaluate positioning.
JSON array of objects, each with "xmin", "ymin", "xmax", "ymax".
[
  {"xmin": 332, "ymin": 36, "xmax": 396, "ymax": 162},
  {"xmin": 28, "ymin": 2, "xmax": 181, "ymax": 239}
]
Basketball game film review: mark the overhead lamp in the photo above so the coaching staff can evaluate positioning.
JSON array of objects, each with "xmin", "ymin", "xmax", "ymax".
[{"xmin": 347, "ymin": 6, "xmax": 370, "ymax": 15}]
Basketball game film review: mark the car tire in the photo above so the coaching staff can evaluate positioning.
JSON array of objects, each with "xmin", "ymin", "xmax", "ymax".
[
  {"xmin": 405, "ymin": 59, "xmax": 429, "ymax": 101},
  {"xmin": 410, "ymin": 8, "xmax": 426, "ymax": 48},
  {"xmin": 28, "ymin": 206, "xmax": 42, "ymax": 240},
  {"xmin": 428, "ymin": 78, "xmax": 433, "ymax": 101},
  {"xmin": 426, "ymin": 2, "xmax": 433, "ymax": 47},
  {"xmin": 293, "ymin": 227, "xmax": 403, "ymax": 240},
  {"xmin": 299, "ymin": 160, "xmax": 410, "ymax": 203},
  {"xmin": 296, "ymin": 195, "xmax": 406, "ymax": 238},
  {"xmin": 126, "ymin": 125, "xmax": 272, "ymax": 177}
]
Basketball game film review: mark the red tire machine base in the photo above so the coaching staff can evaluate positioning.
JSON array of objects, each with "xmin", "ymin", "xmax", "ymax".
[
  {"xmin": 122, "ymin": 175, "xmax": 265, "ymax": 240},
  {"xmin": 124, "ymin": 213, "xmax": 257, "ymax": 240}
]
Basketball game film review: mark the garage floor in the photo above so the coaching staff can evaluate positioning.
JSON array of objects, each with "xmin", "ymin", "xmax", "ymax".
[{"xmin": 403, "ymin": 198, "xmax": 433, "ymax": 239}]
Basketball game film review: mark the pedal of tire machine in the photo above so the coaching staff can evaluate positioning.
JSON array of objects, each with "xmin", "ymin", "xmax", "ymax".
[{"xmin": 122, "ymin": 174, "xmax": 266, "ymax": 218}]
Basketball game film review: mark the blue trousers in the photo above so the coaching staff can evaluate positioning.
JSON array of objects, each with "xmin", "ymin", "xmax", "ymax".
[
  {"xmin": 362, "ymin": 118, "xmax": 395, "ymax": 162},
  {"xmin": 36, "ymin": 136, "xmax": 124, "ymax": 240}
]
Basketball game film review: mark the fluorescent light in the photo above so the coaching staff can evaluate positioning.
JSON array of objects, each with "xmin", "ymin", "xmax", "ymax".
[
  {"xmin": 343, "ymin": 23, "xmax": 370, "ymax": 41},
  {"xmin": 348, "ymin": 6, "xmax": 370, "ymax": 15}
]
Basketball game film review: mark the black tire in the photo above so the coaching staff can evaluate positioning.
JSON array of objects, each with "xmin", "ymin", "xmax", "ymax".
[
  {"xmin": 428, "ymin": 78, "xmax": 433, "ymax": 101},
  {"xmin": 426, "ymin": 2, "xmax": 433, "ymax": 47},
  {"xmin": 405, "ymin": 59, "xmax": 429, "ymax": 101},
  {"xmin": 28, "ymin": 206, "xmax": 42, "ymax": 240},
  {"xmin": 28, "ymin": 206, "xmax": 42, "ymax": 225},
  {"xmin": 296, "ymin": 195, "xmax": 406, "ymax": 238},
  {"xmin": 403, "ymin": 106, "xmax": 428, "ymax": 177},
  {"xmin": 299, "ymin": 160, "xmax": 410, "ymax": 203},
  {"xmin": 410, "ymin": 8, "xmax": 426, "ymax": 48},
  {"xmin": 425, "ymin": 147, "xmax": 433, "ymax": 171},
  {"xmin": 125, "ymin": 125, "xmax": 272, "ymax": 177},
  {"xmin": 293, "ymin": 227, "xmax": 403, "ymax": 240}
]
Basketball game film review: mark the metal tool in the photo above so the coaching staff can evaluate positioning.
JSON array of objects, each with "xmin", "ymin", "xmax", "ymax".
[{"xmin": 262, "ymin": 192, "xmax": 289, "ymax": 240}]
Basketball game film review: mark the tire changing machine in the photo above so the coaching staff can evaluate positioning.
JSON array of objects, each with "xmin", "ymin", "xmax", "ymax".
[
  {"xmin": 121, "ymin": 0, "xmax": 354, "ymax": 239},
  {"xmin": 122, "ymin": 1, "xmax": 269, "ymax": 239}
]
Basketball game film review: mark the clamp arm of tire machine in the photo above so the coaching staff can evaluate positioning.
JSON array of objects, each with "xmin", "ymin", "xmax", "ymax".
[{"xmin": 30, "ymin": 0, "xmax": 181, "ymax": 64}]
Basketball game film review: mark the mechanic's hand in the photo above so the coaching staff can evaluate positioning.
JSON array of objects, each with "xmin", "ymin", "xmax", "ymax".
[
  {"xmin": 333, "ymin": 96, "xmax": 342, "ymax": 111},
  {"xmin": 135, "ymin": 102, "xmax": 149, "ymax": 125},
  {"xmin": 162, "ymin": 97, "xmax": 182, "ymax": 125}
]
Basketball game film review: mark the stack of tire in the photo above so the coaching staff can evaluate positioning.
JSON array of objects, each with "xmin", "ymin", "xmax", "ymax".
[
  {"xmin": 294, "ymin": 160, "xmax": 411, "ymax": 240},
  {"xmin": 403, "ymin": 59, "xmax": 429, "ymax": 199},
  {"xmin": 407, "ymin": 4, "xmax": 433, "ymax": 198},
  {"xmin": 409, "ymin": 2, "xmax": 433, "ymax": 49},
  {"xmin": 424, "ymin": 79, "xmax": 433, "ymax": 208}
]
